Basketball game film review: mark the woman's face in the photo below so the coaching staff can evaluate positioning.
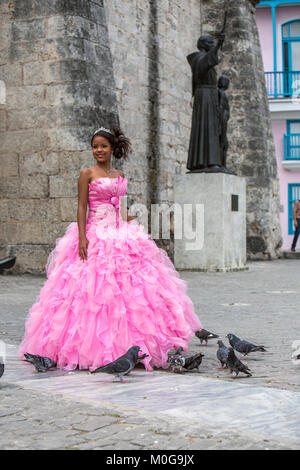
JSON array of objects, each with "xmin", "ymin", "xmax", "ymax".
[{"xmin": 92, "ymin": 135, "xmax": 112, "ymax": 164}]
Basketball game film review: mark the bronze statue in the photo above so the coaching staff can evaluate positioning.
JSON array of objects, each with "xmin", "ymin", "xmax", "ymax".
[
  {"xmin": 218, "ymin": 75, "xmax": 234, "ymax": 174},
  {"xmin": 186, "ymin": 34, "xmax": 227, "ymax": 173}
]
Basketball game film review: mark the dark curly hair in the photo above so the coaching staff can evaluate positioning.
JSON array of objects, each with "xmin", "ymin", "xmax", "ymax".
[{"xmin": 91, "ymin": 127, "xmax": 131, "ymax": 160}]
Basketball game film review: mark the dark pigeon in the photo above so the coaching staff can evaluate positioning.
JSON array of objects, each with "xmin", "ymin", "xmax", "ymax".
[
  {"xmin": 91, "ymin": 346, "xmax": 141, "ymax": 381},
  {"xmin": 226, "ymin": 333, "xmax": 266, "ymax": 356},
  {"xmin": 216, "ymin": 340, "xmax": 229, "ymax": 369},
  {"xmin": 226, "ymin": 347, "xmax": 252, "ymax": 377},
  {"xmin": 136, "ymin": 353, "xmax": 149, "ymax": 364},
  {"xmin": 183, "ymin": 352, "xmax": 204, "ymax": 371},
  {"xmin": 195, "ymin": 329, "xmax": 219, "ymax": 345},
  {"xmin": 168, "ymin": 348, "xmax": 204, "ymax": 372},
  {"xmin": 24, "ymin": 353, "xmax": 57, "ymax": 372}
]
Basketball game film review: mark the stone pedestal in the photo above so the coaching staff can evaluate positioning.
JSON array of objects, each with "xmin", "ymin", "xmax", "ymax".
[{"xmin": 174, "ymin": 173, "xmax": 247, "ymax": 272}]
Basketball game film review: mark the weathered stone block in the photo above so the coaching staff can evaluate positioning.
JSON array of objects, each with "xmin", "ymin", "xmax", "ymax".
[
  {"xmin": 7, "ymin": 107, "xmax": 57, "ymax": 131},
  {"xmin": 59, "ymin": 59, "xmax": 88, "ymax": 82},
  {"xmin": 0, "ymin": 199, "xmax": 9, "ymax": 221},
  {"xmin": 34, "ymin": 0, "xmax": 92, "ymax": 19},
  {"xmin": 0, "ymin": 153, "xmax": 18, "ymax": 177},
  {"xmin": 58, "ymin": 150, "xmax": 92, "ymax": 173},
  {"xmin": 49, "ymin": 175, "xmax": 77, "ymax": 198},
  {"xmin": 9, "ymin": 244, "xmax": 50, "ymax": 274},
  {"xmin": 11, "ymin": 19, "xmax": 46, "ymax": 41},
  {"xmin": 0, "ymin": 130, "xmax": 48, "ymax": 154},
  {"xmin": 6, "ymin": 85, "xmax": 44, "ymax": 109},
  {"xmin": 0, "ymin": 176, "xmax": 21, "ymax": 198},
  {"xmin": 8, "ymin": 198, "xmax": 60, "ymax": 222},
  {"xmin": 0, "ymin": 64, "xmax": 23, "ymax": 86},
  {"xmin": 9, "ymin": 41, "xmax": 40, "ymax": 63},
  {"xmin": 19, "ymin": 152, "xmax": 59, "ymax": 176},
  {"xmin": 23, "ymin": 61, "xmax": 59, "ymax": 85},
  {"xmin": 19, "ymin": 175, "xmax": 49, "ymax": 198},
  {"xmin": 12, "ymin": 0, "xmax": 34, "ymax": 19},
  {"xmin": 60, "ymin": 198, "xmax": 77, "ymax": 221},
  {"xmin": 1, "ymin": 221, "xmax": 43, "ymax": 244}
]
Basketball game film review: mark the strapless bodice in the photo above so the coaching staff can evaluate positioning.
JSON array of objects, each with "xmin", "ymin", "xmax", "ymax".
[{"xmin": 87, "ymin": 176, "xmax": 128, "ymax": 228}]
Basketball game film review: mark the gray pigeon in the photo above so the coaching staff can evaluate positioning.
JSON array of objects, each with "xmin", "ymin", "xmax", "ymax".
[
  {"xmin": 195, "ymin": 329, "xmax": 219, "ymax": 345},
  {"xmin": 183, "ymin": 352, "xmax": 204, "ymax": 371},
  {"xmin": 216, "ymin": 340, "xmax": 229, "ymax": 369},
  {"xmin": 226, "ymin": 333, "xmax": 266, "ymax": 356},
  {"xmin": 226, "ymin": 347, "xmax": 252, "ymax": 377},
  {"xmin": 24, "ymin": 353, "xmax": 57, "ymax": 372},
  {"xmin": 91, "ymin": 346, "xmax": 141, "ymax": 381}
]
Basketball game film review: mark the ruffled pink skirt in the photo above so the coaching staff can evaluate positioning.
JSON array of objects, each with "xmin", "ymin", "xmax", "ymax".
[{"xmin": 19, "ymin": 213, "xmax": 202, "ymax": 371}]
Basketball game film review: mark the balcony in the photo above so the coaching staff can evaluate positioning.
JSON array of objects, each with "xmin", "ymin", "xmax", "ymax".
[
  {"xmin": 283, "ymin": 133, "xmax": 300, "ymax": 170},
  {"xmin": 265, "ymin": 71, "xmax": 300, "ymax": 98}
]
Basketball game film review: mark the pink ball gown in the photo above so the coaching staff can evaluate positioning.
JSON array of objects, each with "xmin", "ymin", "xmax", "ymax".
[{"xmin": 19, "ymin": 176, "xmax": 202, "ymax": 371}]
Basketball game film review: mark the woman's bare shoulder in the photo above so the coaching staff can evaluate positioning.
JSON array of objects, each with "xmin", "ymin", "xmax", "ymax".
[
  {"xmin": 117, "ymin": 169, "xmax": 125, "ymax": 178},
  {"xmin": 78, "ymin": 167, "xmax": 93, "ymax": 183}
]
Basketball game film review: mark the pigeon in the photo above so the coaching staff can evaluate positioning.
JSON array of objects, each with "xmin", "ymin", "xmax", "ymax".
[
  {"xmin": 24, "ymin": 353, "xmax": 57, "ymax": 372},
  {"xmin": 226, "ymin": 347, "xmax": 252, "ymax": 377},
  {"xmin": 182, "ymin": 352, "xmax": 204, "ymax": 371},
  {"xmin": 0, "ymin": 256, "xmax": 16, "ymax": 274},
  {"xmin": 91, "ymin": 346, "xmax": 141, "ymax": 381},
  {"xmin": 136, "ymin": 353, "xmax": 149, "ymax": 364},
  {"xmin": 291, "ymin": 352, "xmax": 300, "ymax": 365},
  {"xmin": 168, "ymin": 348, "xmax": 204, "ymax": 372},
  {"xmin": 167, "ymin": 347, "xmax": 186, "ymax": 372},
  {"xmin": 216, "ymin": 340, "xmax": 229, "ymax": 369},
  {"xmin": 135, "ymin": 353, "xmax": 150, "ymax": 368},
  {"xmin": 195, "ymin": 329, "xmax": 219, "ymax": 345},
  {"xmin": 0, "ymin": 341, "xmax": 5, "ymax": 379},
  {"xmin": 167, "ymin": 346, "xmax": 184, "ymax": 365},
  {"xmin": 226, "ymin": 333, "xmax": 266, "ymax": 356}
]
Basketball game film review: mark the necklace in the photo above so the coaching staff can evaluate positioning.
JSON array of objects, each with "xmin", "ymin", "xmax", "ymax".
[{"xmin": 103, "ymin": 167, "xmax": 114, "ymax": 176}]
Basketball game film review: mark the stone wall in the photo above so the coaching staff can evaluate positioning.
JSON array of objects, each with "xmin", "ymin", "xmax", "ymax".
[
  {"xmin": 0, "ymin": 0, "xmax": 201, "ymax": 272},
  {"xmin": 0, "ymin": 0, "xmax": 119, "ymax": 272},
  {"xmin": 200, "ymin": 0, "xmax": 282, "ymax": 259},
  {"xmin": 0, "ymin": 0, "xmax": 282, "ymax": 273}
]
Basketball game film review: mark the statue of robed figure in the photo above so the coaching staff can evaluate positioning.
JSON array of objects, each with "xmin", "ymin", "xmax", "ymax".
[{"xmin": 186, "ymin": 33, "xmax": 226, "ymax": 173}]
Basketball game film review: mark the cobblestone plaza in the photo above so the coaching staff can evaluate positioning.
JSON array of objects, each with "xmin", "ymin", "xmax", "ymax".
[{"xmin": 1, "ymin": 259, "xmax": 299, "ymax": 450}]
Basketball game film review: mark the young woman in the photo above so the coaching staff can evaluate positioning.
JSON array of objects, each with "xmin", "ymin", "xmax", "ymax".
[{"xmin": 19, "ymin": 127, "xmax": 202, "ymax": 371}]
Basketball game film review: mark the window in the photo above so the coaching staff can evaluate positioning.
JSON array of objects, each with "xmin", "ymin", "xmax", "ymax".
[
  {"xmin": 288, "ymin": 183, "xmax": 300, "ymax": 234},
  {"xmin": 285, "ymin": 121, "xmax": 300, "ymax": 159},
  {"xmin": 282, "ymin": 20, "xmax": 300, "ymax": 95}
]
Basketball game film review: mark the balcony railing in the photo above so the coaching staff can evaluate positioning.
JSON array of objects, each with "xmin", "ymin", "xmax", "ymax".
[
  {"xmin": 284, "ymin": 134, "xmax": 300, "ymax": 160},
  {"xmin": 265, "ymin": 71, "xmax": 300, "ymax": 98}
]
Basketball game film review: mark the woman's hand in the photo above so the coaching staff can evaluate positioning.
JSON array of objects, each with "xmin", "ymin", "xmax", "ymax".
[{"xmin": 79, "ymin": 236, "xmax": 89, "ymax": 261}]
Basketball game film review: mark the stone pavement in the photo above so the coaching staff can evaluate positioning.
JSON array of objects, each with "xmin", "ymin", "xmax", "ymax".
[{"xmin": 0, "ymin": 259, "xmax": 300, "ymax": 450}]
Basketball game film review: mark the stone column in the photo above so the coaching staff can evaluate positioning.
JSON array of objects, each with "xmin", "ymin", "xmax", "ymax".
[{"xmin": 0, "ymin": 0, "xmax": 119, "ymax": 272}]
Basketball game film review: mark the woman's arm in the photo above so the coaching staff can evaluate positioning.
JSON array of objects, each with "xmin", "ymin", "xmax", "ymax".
[{"xmin": 77, "ymin": 169, "xmax": 90, "ymax": 261}]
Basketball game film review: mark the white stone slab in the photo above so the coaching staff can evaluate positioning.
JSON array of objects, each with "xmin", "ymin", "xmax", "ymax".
[
  {"xmin": 174, "ymin": 173, "xmax": 247, "ymax": 271},
  {"xmin": 5, "ymin": 344, "xmax": 300, "ymax": 444}
]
